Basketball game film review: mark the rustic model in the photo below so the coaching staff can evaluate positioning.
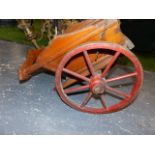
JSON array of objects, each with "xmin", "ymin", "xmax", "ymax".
[{"xmin": 19, "ymin": 19, "xmax": 143, "ymax": 114}]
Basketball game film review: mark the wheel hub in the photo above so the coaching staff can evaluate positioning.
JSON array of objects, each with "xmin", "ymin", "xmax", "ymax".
[{"xmin": 90, "ymin": 76, "xmax": 106, "ymax": 95}]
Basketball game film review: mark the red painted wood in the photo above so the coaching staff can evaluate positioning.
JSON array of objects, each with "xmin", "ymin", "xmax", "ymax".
[{"xmin": 55, "ymin": 42, "xmax": 143, "ymax": 114}]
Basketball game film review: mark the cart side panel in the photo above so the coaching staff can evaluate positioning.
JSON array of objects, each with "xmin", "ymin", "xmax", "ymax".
[
  {"xmin": 42, "ymin": 34, "xmax": 103, "ymax": 72},
  {"xmin": 37, "ymin": 25, "xmax": 102, "ymax": 71},
  {"xmin": 37, "ymin": 20, "xmax": 126, "ymax": 73}
]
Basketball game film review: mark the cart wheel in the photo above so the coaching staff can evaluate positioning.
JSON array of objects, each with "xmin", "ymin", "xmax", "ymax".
[{"xmin": 55, "ymin": 42, "xmax": 143, "ymax": 114}]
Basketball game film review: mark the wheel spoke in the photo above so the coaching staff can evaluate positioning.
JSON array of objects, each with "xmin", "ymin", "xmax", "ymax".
[
  {"xmin": 83, "ymin": 51, "xmax": 96, "ymax": 76},
  {"xmin": 80, "ymin": 92, "xmax": 92, "ymax": 108},
  {"xmin": 106, "ymin": 86, "xmax": 130, "ymax": 98},
  {"xmin": 100, "ymin": 95, "xmax": 107, "ymax": 109},
  {"xmin": 106, "ymin": 72, "xmax": 137, "ymax": 83},
  {"xmin": 64, "ymin": 85, "xmax": 89, "ymax": 94},
  {"xmin": 101, "ymin": 51, "xmax": 121, "ymax": 77},
  {"xmin": 63, "ymin": 68, "xmax": 90, "ymax": 82}
]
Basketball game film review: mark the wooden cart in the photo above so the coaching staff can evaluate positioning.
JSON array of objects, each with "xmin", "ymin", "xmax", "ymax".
[{"xmin": 19, "ymin": 19, "xmax": 143, "ymax": 114}]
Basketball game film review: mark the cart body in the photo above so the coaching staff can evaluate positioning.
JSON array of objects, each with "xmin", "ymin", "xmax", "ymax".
[{"xmin": 19, "ymin": 19, "xmax": 133, "ymax": 81}]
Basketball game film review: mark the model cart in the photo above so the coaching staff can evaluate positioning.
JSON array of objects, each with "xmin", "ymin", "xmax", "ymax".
[{"xmin": 19, "ymin": 19, "xmax": 143, "ymax": 114}]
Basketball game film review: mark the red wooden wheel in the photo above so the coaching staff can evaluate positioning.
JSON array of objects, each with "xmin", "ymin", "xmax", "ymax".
[{"xmin": 55, "ymin": 42, "xmax": 143, "ymax": 114}]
